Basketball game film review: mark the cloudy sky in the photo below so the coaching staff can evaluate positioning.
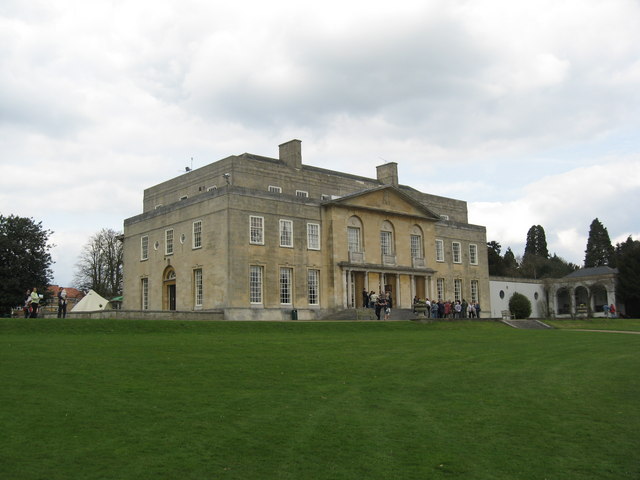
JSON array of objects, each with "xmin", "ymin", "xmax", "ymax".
[{"xmin": 2, "ymin": 0, "xmax": 639, "ymax": 286}]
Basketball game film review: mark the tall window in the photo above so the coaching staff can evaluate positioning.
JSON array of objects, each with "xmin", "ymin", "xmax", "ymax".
[
  {"xmin": 471, "ymin": 280, "xmax": 479, "ymax": 303},
  {"xmin": 380, "ymin": 221, "xmax": 394, "ymax": 256},
  {"xmin": 193, "ymin": 221, "xmax": 202, "ymax": 249},
  {"xmin": 280, "ymin": 267, "xmax": 293, "ymax": 304},
  {"xmin": 279, "ymin": 219, "xmax": 293, "ymax": 247},
  {"xmin": 250, "ymin": 216, "xmax": 264, "ymax": 245},
  {"xmin": 308, "ymin": 269, "xmax": 320, "ymax": 305},
  {"xmin": 249, "ymin": 266, "xmax": 263, "ymax": 304},
  {"xmin": 454, "ymin": 279, "xmax": 462, "ymax": 302},
  {"xmin": 140, "ymin": 235, "xmax": 149, "ymax": 261},
  {"xmin": 307, "ymin": 223, "xmax": 320, "ymax": 250},
  {"xmin": 436, "ymin": 278, "xmax": 445, "ymax": 300},
  {"xmin": 469, "ymin": 244, "xmax": 478, "ymax": 265},
  {"xmin": 194, "ymin": 269, "xmax": 203, "ymax": 307},
  {"xmin": 165, "ymin": 229, "xmax": 174, "ymax": 255},
  {"xmin": 380, "ymin": 231, "xmax": 393, "ymax": 255},
  {"xmin": 452, "ymin": 242, "xmax": 462, "ymax": 263},
  {"xmin": 141, "ymin": 278, "xmax": 149, "ymax": 310},
  {"xmin": 435, "ymin": 239, "xmax": 444, "ymax": 262},
  {"xmin": 347, "ymin": 227, "xmax": 361, "ymax": 252},
  {"xmin": 410, "ymin": 234, "xmax": 423, "ymax": 259}
]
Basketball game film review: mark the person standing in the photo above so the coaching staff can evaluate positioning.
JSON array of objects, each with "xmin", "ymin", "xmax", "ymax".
[
  {"xmin": 379, "ymin": 295, "xmax": 389, "ymax": 321},
  {"xmin": 23, "ymin": 289, "xmax": 32, "ymax": 318},
  {"xmin": 30, "ymin": 287, "xmax": 40, "ymax": 318},
  {"xmin": 57, "ymin": 287, "xmax": 67, "ymax": 318},
  {"xmin": 475, "ymin": 302, "xmax": 481, "ymax": 319},
  {"xmin": 374, "ymin": 293, "xmax": 382, "ymax": 320}
]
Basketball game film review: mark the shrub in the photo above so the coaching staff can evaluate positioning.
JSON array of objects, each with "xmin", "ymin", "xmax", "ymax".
[{"xmin": 509, "ymin": 292, "xmax": 532, "ymax": 319}]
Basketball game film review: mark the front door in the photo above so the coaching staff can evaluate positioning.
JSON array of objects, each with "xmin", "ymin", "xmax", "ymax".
[{"xmin": 168, "ymin": 284, "xmax": 176, "ymax": 310}]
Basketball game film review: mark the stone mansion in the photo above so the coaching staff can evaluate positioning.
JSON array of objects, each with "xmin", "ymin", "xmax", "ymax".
[{"xmin": 122, "ymin": 140, "xmax": 490, "ymax": 320}]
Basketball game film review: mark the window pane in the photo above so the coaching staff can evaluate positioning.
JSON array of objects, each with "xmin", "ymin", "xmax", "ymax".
[
  {"xmin": 141, "ymin": 278, "xmax": 149, "ymax": 310},
  {"xmin": 307, "ymin": 223, "xmax": 320, "ymax": 250},
  {"xmin": 250, "ymin": 266, "xmax": 263, "ymax": 303},
  {"xmin": 435, "ymin": 239, "xmax": 444, "ymax": 262},
  {"xmin": 454, "ymin": 279, "xmax": 462, "ymax": 302},
  {"xmin": 347, "ymin": 227, "xmax": 361, "ymax": 252},
  {"xmin": 410, "ymin": 234, "xmax": 422, "ymax": 258},
  {"xmin": 280, "ymin": 267, "xmax": 292, "ymax": 304},
  {"xmin": 193, "ymin": 221, "xmax": 202, "ymax": 249},
  {"xmin": 380, "ymin": 231, "xmax": 392, "ymax": 255},
  {"xmin": 194, "ymin": 269, "xmax": 203, "ymax": 306},
  {"xmin": 165, "ymin": 229, "xmax": 174, "ymax": 255},
  {"xmin": 280, "ymin": 220, "xmax": 293, "ymax": 247},
  {"xmin": 250, "ymin": 216, "xmax": 264, "ymax": 244},
  {"xmin": 141, "ymin": 236, "xmax": 148, "ymax": 260},
  {"xmin": 308, "ymin": 269, "xmax": 319, "ymax": 305},
  {"xmin": 452, "ymin": 242, "xmax": 461, "ymax": 263},
  {"xmin": 437, "ymin": 278, "xmax": 445, "ymax": 300},
  {"xmin": 469, "ymin": 244, "xmax": 478, "ymax": 265}
]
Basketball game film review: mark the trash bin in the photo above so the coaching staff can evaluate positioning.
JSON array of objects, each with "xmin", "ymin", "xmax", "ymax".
[{"xmin": 291, "ymin": 309, "xmax": 298, "ymax": 320}]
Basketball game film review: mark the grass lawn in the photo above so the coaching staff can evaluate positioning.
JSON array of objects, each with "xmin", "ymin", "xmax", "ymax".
[
  {"xmin": 547, "ymin": 318, "xmax": 640, "ymax": 332},
  {"xmin": 1, "ymin": 319, "xmax": 638, "ymax": 480}
]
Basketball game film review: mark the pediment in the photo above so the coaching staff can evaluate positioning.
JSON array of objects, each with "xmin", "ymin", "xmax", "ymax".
[{"xmin": 325, "ymin": 186, "xmax": 440, "ymax": 220}]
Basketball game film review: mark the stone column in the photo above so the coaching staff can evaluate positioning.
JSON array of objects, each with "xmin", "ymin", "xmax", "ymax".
[{"xmin": 342, "ymin": 269, "xmax": 349, "ymax": 308}]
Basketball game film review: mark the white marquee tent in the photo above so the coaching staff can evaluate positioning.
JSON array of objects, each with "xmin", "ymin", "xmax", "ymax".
[{"xmin": 71, "ymin": 289, "xmax": 112, "ymax": 312}]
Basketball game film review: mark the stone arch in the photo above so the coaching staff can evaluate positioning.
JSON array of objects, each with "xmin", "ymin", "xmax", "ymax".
[
  {"xmin": 591, "ymin": 283, "xmax": 608, "ymax": 313},
  {"xmin": 556, "ymin": 287, "xmax": 571, "ymax": 315},
  {"xmin": 574, "ymin": 285, "xmax": 589, "ymax": 315}
]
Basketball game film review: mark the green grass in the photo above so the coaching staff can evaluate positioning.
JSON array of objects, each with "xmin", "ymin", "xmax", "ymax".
[
  {"xmin": 1, "ymin": 319, "xmax": 639, "ymax": 479},
  {"xmin": 547, "ymin": 318, "xmax": 640, "ymax": 331}
]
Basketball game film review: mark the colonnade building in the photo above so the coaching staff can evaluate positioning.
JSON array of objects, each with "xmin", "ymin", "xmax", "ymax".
[{"xmin": 122, "ymin": 140, "xmax": 490, "ymax": 320}]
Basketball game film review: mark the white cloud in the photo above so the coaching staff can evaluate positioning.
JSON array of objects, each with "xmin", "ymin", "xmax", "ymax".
[{"xmin": 1, "ymin": 0, "xmax": 639, "ymax": 284}]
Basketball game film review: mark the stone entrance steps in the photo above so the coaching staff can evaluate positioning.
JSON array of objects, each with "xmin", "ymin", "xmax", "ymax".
[{"xmin": 501, "ymin": 319, "xmax": 553, "ymax": 329}]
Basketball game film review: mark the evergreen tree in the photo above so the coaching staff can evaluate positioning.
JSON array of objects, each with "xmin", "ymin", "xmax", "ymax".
[
  {"xmin": 503, "ymin": 247, "xmax": 519, "ymax": 277},
  {"xmin": 0, "ymin": 215, "xmax": 54, "ymax": 315},
  {"xmin": 522, "ymin": 225, "xmax": 550, "ymax": 278},
  {"xmin": 615, "ymin": 236, "xmax": 640, "ymax": 317},
  {"xmin": 584, "ymin": 218, "xmax": 615, "ymax": 267},
  {"xmin": 524, "ymin": 225, "xmax": 549, "ymax": 258},
  {"xmin": 487, "ymin": 241, "xmax": 505, "ymax": 276}
]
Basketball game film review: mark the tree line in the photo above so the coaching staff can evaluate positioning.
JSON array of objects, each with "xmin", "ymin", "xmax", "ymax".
[
  {"xmin": 0, "ymin": 216, "xmax": 122, "ymax": 315},
  {"xmin": 488, "ymin": 218, "xmax": 640, "ymax": 316}
]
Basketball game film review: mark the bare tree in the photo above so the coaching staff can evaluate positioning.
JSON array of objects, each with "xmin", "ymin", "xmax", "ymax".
[{"xmin": 74, "ymin": 228, "xmax": 123, "ymax": 298}]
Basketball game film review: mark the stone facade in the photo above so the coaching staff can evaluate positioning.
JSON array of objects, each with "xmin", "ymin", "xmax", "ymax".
[{"xmin": 123, "ymin": 140, "xmax": 491, "ymax": 320}]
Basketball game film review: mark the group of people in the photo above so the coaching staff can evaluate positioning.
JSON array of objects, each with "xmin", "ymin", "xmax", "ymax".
[
  {"xmin": 362, "ymin": 289, "xmax": 392, "ymax": 320},
  {"xmin": 23, "ymin": 287, "xmax": 68, "ymax": 318},
  {"xmin": 603, "ymin": 303, "xmax": 617, "ymax": 318},
  {"xmin": 413, "ymin": 297, "xmax": 481, "ymax": 319}
]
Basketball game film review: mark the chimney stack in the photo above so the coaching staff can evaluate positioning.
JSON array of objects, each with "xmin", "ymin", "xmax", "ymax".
[
  {"xmin": 279, "ymin": 139, "xmax": 302, "ymax": 169},
  {"xmin": 376, "ymin": 162, "xmax": 398, "ymax": 187}
]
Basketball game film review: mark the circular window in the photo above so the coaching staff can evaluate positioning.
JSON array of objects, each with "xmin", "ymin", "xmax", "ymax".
[
  {"xmin": 180, "ymin": 233, "xmax": 186, "ymax": 244},
  {"xmin": 499, "ymin": 290, "xmax": 505, "ymax": 299},
  {"xmin": 154, "ymin": 241, "xmax": 160, "ymax": 250},
  {"xmin": 534, "ymin": 292, "xmax": 539, "ymax": 300}
]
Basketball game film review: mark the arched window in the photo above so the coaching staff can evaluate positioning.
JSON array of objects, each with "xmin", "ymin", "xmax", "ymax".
[
  {"xmin": 410, "ymin": 225, "xmax": 424, "ymax": 259},
  {"xmin": 347, "ymin": 216, "xmax": 363, "ymax": 253},
  {"xmin": 380, "ymin": 220, "xmax": 395, "ymax": 256}
]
